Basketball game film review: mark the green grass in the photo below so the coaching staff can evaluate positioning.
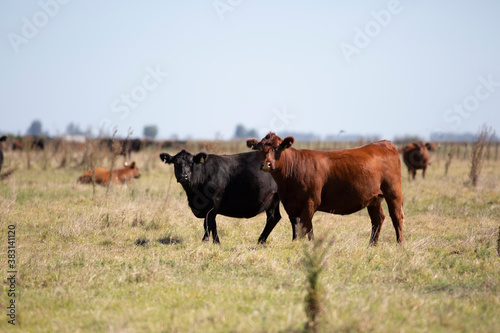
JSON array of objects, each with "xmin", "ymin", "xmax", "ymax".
[{"xmin": 0, "ymin": 147, "xmax": 499, "ymax": 332}]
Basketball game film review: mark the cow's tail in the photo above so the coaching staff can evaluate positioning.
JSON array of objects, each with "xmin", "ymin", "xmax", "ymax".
[{"xmin": 401, "ymin": 200, "xmax": 405, "ymax": 220}]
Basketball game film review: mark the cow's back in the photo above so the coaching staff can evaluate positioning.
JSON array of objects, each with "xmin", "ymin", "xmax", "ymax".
[
  {"xmin": 78, "ymin": 168, "xmax": 111, "ymax": 184},
  {"xmin": 276, "ymin": 141, "xmax": 401, "ymax": 216},
  {"xmin": 323, "ymin": 141, "xmax": 400, "ymax": 213}
]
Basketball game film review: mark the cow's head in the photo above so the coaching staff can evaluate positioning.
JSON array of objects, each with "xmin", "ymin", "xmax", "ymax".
[
  {"xmin": 124, "ymin": 161, "xmax": 141, "ymax": 179},
  {"xmin": 425, "ymin": 142, "xmax": 437, "ymax": 152},
  {"xmin": 246, "ymin": 132, "xmax": 294, "ymax": 172},
  {"xmin": 159, "ymin": 150, "xmax": 207, "ymax": 184}
]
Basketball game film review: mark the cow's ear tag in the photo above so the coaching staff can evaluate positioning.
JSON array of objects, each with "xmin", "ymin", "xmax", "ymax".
[{"xmin": 199, "ymin": 156, "xmax": 205, "ymax": 164}]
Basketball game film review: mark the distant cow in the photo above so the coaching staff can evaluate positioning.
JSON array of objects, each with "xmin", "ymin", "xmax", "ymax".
[
  {"xmin": 247, "ymin": 132, "xmax": 404, "ymax": 245},
  {"xmin": 100, "ymin": 138, "xmax": 143, "ymax": 160},
  {"xmin": 11, "ymin": 136, "xmax": 45, "ymax": 151},
  {"xmin": 124, "ymin": 138, "xmax": 142, "ymax": 159},
  {"xmin": 77, "ymin": 161, "xmax": 141, "ymax": 185},
  {"xmin": 159, "ymin": 150, "xmax": 281, "ymax": 243},
  {"xmin": 0, "ymin": 136, "xmax": 6, "ymax": 172},
  {"xmin": 402, "ymin": 141, "xmax": 430, "ymax": 180}
]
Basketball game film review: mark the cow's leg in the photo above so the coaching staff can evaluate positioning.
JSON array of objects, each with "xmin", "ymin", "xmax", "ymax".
[
  {"xmin": 386, "ymin": 197, "xmax": 404, "ymax": 244},
  {"xmin": 258, "ymin": 194, "xmax": 282, "ymax": 244},
  {"xmin": 381, "ymin": 180, "xmax": 405, "ymax": 244},
  {"xmin": 289, "ymin": 217, "xmax": 299, "ymax": 240},
  {"xmin": 209, "ymin": 210, "xmax": 220, "ymax": 244},
  {"xmin": 377, "ymin": 186, "xmax": 404, "ymax": 245},
  {"xmin": 202, "ymin": 217, "xmax": 210, "ymax": 242},
  {"xmin": 422, "ymin": 166, "xmax": 427, "ymax": 179},
  {"xmin": 367, "ymin": 200, "xmax": 385, "ymax": 246},
  {"xmin": 203, "ymin": 208, "xmax": 220, "ymax": 244},
  {"xmin": 298, "ymin": 208, "xmax": 315, "ymax": 241}
]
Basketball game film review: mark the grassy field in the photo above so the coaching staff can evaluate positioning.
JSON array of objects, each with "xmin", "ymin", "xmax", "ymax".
[{"xmin": 1, "ymin": 143, "xmax": 499, "ymax": 332}]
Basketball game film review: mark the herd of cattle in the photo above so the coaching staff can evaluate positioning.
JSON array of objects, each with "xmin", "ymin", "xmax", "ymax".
[
  {"xmin": 0, "ymin": 135, "xmax": 187, "ymax": 159},
  {"xmin": 79, "ymin": 134, "xmax": 436, "ymax": 245},
  {"xmin": 0, "ymin": 133, "xmax": 437, "ymax": 245}
]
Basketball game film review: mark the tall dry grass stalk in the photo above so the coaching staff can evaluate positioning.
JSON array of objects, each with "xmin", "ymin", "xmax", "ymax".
[
  {"xmin": 107, "ymin": 130, "xmax": 121, "ymax": 194},
  {"xmin": 444, "ymin": 152, "xmax": 453, "ymax": 176},
  {"xmin": 58, "ymin": 137, "xmax": 68, "ymax": 168},
  {"xmin": 23, "ymin": 135, "xmax": 34, "ymax": 170},
  {"xmin": 82, "ymin": 137, "xmax": 100, "ymax": 200},
  {"xmin": 303, "ymin": 235, "xmax": 334, "ymax": 333},
  {"xmin": 497, "ymin": 225, "xmax": 500, "ymax": 257},
  {"xmin": 469, "ymin": 125, "xmax": 495, "ymax": 187}
]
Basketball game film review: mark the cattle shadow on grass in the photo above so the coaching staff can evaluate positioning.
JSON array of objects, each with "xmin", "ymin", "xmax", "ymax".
[
  {"xmin": 134, "ymin": 235, "xmax": 182, "ymax": 246},
  {"xmin": 135, "ymin": 238, "xmax": 149, "ymax": 246},
  {"xmin": 158, "ymin": 235, "xmax": 182, "ymax": 245}
]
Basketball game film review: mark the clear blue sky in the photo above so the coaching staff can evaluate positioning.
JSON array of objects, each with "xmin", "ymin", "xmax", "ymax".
[{"xmin": 1, "ymin": 0, "xmax": 499, "ymax": 140}]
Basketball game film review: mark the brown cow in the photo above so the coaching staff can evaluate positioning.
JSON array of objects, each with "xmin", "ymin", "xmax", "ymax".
[
  {"xmin": 402, "ymin": 141, "xmax": 430, "ymax": 181},
  {"xmin": 77, "ymin": 161, "xmax": 140, "ymax": 185},
  {"xmin": 246, "ymin": 132, "xmax": 404, "ymax": 245}
]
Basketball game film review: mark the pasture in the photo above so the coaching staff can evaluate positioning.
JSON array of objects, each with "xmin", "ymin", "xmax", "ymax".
[{"xmin": 1, "ymin": 140, "xmax": 499, "ymax": 332}]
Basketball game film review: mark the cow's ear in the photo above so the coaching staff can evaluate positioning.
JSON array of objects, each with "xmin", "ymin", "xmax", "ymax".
[
  {"xmin": 160, "ymin": 153, "xmax": 173, "ymax": 164},
  {"xmin": 194, "ymin": 152, "xmax": 208, "ymax": 164},
  {"xmin": 129, "ymin": 161, "xmax": 136, "ymax": 168},
  {"xmin": 246, "ymin": 139, "xmax": 259, "ymax": 150},
  {"xmin": 280, "ymin": 136, "xmax": 294, "ymax": 150}
]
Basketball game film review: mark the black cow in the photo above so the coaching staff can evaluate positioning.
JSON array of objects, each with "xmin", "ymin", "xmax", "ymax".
[
  {"xmin": 0, "ymin": 136, "xmax": 6, "ymax": 172},
  {"xmin": 159, "ymin": 150, "xmax": 281, "ymax": 243},
  {"xmin": 124, "ymin": 138, "xmax": 142, "ymax": 159}
]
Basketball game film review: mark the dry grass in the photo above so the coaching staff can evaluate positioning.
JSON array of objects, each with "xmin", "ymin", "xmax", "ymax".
[
  {"xmin": 469, "ymin": 125, "xmax": 495, "ymax": 187},
  {"xmin": 0, "ymin": 143, "xmax": 499, "ymax": 332}
]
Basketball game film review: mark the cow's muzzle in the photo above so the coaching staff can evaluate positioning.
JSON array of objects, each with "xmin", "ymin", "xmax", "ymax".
[
  {"xmin": 178, "ymin": 174, "xmax": 189, "ymax": 183},
  {"xmin": 261, "ymin": 162, "xmax": 273, "ymax": 172}
]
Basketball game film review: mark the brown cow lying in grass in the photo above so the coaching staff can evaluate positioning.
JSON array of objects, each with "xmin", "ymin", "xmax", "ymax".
[
  {"xmin": 247, "ymin": 132, "xmax": 404, "ymax": 245},
  {"xmin": 77, "ymin": 161, "xmax": 141, "ymax": 185}
]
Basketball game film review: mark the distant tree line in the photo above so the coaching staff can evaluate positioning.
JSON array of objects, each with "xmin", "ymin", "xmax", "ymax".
[
  {"xmin": 6, "ymin": 120, "xmax": 498, "ymax": 143},
  {"xmin": 431, "ymin": 132, "xmax": 500, "ymax": 142},
  {"xmin": 234, "ymin": 124, "xmax": 258, "ymax": 139}
]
